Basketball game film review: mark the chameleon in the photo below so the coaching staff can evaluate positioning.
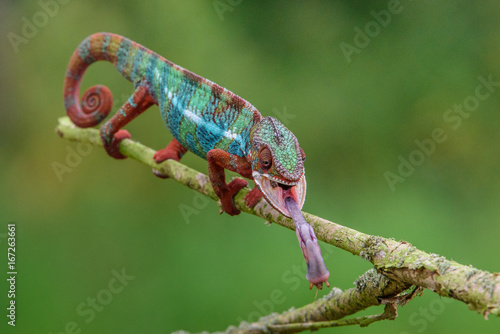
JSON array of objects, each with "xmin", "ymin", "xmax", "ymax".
[{"xmin": 63, "ymin": 32, "xmax": 329, "ymax": 289}]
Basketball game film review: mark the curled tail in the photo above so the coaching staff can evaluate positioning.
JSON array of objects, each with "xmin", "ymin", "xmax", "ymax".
[{"xmin": 63, "ymin": 32, "xmax": 147, "ymax": 128}]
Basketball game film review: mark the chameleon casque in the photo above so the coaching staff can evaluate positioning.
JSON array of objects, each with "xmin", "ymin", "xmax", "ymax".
[{"xmin": 63, "ymin": 32, "xmax": 329, "ymax": 289}]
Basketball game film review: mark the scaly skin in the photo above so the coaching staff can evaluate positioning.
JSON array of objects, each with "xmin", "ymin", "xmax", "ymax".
[{"xmin": 63, "ymin": 32, "xmax": 328, "ymax": 288}]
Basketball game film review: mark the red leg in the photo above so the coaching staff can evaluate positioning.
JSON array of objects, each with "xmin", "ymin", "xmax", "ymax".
[
  {"xmin": 100, "ymin": 83, "xmax": 155, "ymax": 159},
  {"xmin": 245, "ymin": 186, "xmax": 264, "ymax": 208},
  {"xmin": 152, "ymin": 138, "xmax": 188, "ymax": 179},
  {"xmin": 154, "ymin": 138, "xmax": 188, "ymax": 163},
  {"xmin": 207, "ymin": 149, "xmax": 253, "ymax": 216}
]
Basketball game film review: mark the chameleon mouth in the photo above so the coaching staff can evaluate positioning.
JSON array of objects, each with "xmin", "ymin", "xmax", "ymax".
[{"xmin": 252, "ymin": 172, "xmax": 306, "ymax": 218}]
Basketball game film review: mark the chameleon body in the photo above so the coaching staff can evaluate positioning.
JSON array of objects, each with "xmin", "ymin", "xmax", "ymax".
[{"xmin": 63, "ymin": 32, "xmax": 329, "ymax": 289}]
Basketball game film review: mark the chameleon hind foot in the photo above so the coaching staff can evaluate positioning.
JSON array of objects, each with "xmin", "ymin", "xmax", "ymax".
[
  {"xmin": 99, "ymin": 84, "xmax": 154, "ymax": 160},
  {"xmin": 101, "ymin": 129, "xmax": 131, "ymax": 159}
]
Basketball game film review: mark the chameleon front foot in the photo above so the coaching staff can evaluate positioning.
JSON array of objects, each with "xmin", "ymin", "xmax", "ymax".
[
  {"xmin": 245, "ymin": 186, "xmax": 264, "ymax": 208},
  {"xmin": 219, "ymin": 178, "xmax": 248, "ymax": 216}
]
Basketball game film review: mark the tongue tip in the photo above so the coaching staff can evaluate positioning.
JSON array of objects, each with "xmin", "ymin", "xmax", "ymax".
[{"xmin": 307, "ymin": 272, "xmax": 330, "ymax": 284}]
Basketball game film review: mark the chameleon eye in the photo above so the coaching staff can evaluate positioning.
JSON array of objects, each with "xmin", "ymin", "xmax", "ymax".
[
  {"xmin": 259, "ymin": 148, "xmax": 273, "ymax": 170},
  {"xmin": 299, "ymin": 147, "xmax": 306, "ymax": 162}
]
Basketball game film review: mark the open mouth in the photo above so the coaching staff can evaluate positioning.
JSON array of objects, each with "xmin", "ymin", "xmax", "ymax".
[{"xmin": 252, "ymin": 172, "xmax": 306, "ymax": 218}]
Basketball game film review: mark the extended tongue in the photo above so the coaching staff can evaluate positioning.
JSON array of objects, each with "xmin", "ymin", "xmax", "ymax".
[{"xmin": 285, "ymin": 197, "xmax": 330, "ymax": 290}]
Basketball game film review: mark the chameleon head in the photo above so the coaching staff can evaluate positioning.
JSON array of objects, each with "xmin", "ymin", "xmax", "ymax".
[{"xmin": 249, "ymin": 117, "xmax": 306, "ymax": 218}]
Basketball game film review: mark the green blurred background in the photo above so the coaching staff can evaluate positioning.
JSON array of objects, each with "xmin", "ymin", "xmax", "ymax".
[{"xmin": 1, "ymin": 0, "xmax": 499, "ymax": 333}]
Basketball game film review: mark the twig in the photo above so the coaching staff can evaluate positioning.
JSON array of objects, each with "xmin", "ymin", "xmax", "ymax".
[{"xmin": 268, "ymin": 303, "xmax": 398, "ymax": 333}]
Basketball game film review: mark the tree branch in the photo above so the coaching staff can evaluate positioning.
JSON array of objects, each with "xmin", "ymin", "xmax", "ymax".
[
  {"xmin": 268, "ymin": 302, "xmax": 399, "ymax": 332},
  {"xmin": 55, "ymin": 116, "xmax": 500, "ymax": 332}
]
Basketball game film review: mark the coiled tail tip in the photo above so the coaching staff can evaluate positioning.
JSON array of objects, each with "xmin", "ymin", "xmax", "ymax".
[{"xmin": 65, "ymin": 85, "xmax": 113, "ymax": 128}]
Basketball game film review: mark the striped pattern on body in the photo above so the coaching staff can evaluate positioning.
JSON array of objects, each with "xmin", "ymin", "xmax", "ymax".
[{"xmin": 64, "ymin": 32, "xmax": 262, "ymax": 159}]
